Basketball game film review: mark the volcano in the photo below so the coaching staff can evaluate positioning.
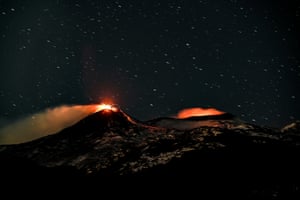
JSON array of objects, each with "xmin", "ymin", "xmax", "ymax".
[{"xmin": 0, "ymin": 108, "xmax": 299, "ymax": 197}]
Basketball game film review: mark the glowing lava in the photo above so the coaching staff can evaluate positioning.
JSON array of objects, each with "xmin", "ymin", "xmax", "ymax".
[
  {"xmin": 95, "ymin": 103, "xmax": 119, "ymax": 112},
  {"xmin": 177, "ymin": 107, "xmax": 224, "ymax": 119}
]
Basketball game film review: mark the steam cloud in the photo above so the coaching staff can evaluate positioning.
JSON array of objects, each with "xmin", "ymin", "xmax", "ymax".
[
  {"xmin": 0, "ymin": 105, "xmax": 98, "ymax": 145},
  {"xmin": 177, "ymin": 107, "xmax": 224, "ymax": 119}
]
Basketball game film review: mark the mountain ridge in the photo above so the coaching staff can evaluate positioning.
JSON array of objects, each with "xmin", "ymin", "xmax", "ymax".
[{"xmin": 0, "ymin": 109, "xmax": 299, "ymax": 197}]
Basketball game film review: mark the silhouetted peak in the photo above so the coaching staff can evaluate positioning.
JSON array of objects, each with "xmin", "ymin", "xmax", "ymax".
[{"xmin": 67, "ymin": 109, "xmax": 136, "ymax": 133}]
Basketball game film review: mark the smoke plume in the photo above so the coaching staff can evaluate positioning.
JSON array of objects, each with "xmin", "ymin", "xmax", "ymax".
[
  {"xmin": 0, "ymin": 105, "xmax": 99, "ymax": 145},
  {"xmin": 177, "ymin": 107, "xmax": 224, "ymax": 119}
]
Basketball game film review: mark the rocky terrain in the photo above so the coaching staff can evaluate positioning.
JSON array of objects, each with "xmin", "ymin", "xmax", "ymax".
[{"xmin": 0, "ymin": 109, "xmax": 299, "ymax": 198}]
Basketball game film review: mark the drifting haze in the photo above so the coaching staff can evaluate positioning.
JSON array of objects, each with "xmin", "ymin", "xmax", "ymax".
[
  {"xmin": 177, "ymin": 107, "xmax": 225, "ymax": 119},
  {"xmin": 0, "ymin": 105, "xmax": 99, "ymax": 144}
]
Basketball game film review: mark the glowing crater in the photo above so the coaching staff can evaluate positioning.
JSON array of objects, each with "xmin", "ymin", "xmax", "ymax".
[{"xmin": 95, "ymin": 103, "xmax": 119, "ymax": 112}]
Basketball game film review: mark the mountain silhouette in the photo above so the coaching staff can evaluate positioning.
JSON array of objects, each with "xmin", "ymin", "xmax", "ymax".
[{"xmin": 0, "ymin": 109, "xmax": 299, "ymax": 198}]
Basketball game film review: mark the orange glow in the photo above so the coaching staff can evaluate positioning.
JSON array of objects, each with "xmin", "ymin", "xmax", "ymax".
[
  {"xmin": 177, "ymin": 107, "xmax": 224, "ymax": 119},
  {"xmin": 95, "ymin": 103, "xmax": 118, "ymax": 112}
]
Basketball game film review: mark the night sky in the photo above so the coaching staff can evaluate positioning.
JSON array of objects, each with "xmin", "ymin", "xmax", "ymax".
[{"xmin": 0, "ymin": 0, "xmax": 299, "ymax": 127}]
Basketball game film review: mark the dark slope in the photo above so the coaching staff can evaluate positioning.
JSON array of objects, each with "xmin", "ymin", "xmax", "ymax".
[{"xmin": 0, "ymin": 110, "xmax": 299, "ymax": 198}]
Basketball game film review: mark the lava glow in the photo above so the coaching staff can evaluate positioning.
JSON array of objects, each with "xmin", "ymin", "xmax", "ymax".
[
  {"xmin": 95, "ymin": 103, "xmax": 118, "ymax": 112},
  {"xmin": 177, "ymin": 107, "xmax": 225, "ymax": 119}
]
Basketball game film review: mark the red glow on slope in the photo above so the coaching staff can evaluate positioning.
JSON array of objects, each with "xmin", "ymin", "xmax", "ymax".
[{"xmin": 177, "ymin": 107, "xmax": 224, "ymax": 119}]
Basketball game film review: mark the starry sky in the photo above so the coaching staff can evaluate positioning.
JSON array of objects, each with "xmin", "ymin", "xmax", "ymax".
[{"xmin": 0, "ymin": 0, "xmax": 299, "ymax": 127}]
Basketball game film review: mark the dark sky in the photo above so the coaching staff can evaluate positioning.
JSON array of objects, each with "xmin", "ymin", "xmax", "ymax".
[{"xmin": 0, "ymin": 0, "xmax": 299, "ymax": 127}]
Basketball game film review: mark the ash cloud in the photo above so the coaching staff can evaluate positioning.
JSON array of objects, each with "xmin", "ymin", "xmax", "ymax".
[{"xmin": 0, "ymin": 105, "xmax": 98, "ymax": 145}]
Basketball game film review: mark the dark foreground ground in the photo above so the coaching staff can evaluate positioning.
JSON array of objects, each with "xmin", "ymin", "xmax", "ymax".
[{"xmin": 0, "ymin": 110, "xmax": 299, "ymax": 198}]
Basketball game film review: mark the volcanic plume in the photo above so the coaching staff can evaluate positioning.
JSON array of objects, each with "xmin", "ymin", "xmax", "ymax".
[
  {"xmin": 177, "ymin": 107, "xmax": 225, "ymax": 119},
  {"xmin": 0, "ymin": 104, "xmax": 115, "ymax": 144}
]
